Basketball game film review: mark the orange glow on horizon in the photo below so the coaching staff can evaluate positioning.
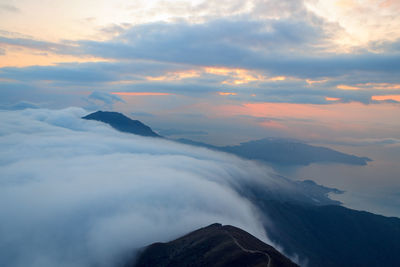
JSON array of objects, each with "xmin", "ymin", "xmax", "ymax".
[
  {"xmin": 111, "ymin": 92, "xmax": 172, "ymax": 96},
  {"xmin": 207, "ymin": 101, "xmax": 399, "ymax": 126},
  {"xmin": 201, "ymin": 101, "xmax": 400, "ymax": 139},
  {"xmin": 372, "ymin": 95, "xmax": 400, "ymax": 102}
]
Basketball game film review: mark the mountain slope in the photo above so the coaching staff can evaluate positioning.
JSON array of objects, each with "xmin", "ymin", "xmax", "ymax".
[
  {"xmin": 129, "ymin": 223, "xmax": 298, "ymax": 267},
  {"xmin": 82, "ymin": 111, "xmax": 160, "ymax": 137},
  {"xmin": 255, "ymin": 200, "xmax": 400, "ymax": 267}
]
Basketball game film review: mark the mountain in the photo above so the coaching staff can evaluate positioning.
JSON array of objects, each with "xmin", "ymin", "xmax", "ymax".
[
  {"xmin": 81, "ymin": 111, "xmax": 370, "ymax": 165},
  {"xmin": 246, "ymin": 198, "xmax": 400, "ymax": 267},
  {"xmin": 177, "ymin": 138, "xmax": 371, "ymax": 166},
  {"xmin": 82, "ymin": 111, "xmax": 160, "ymax": 137},
  {"xmin": 80, "ymin": 112, "xmax": 400, "ymax": 266},
  {"xmin": 128, "ymin": 223, "xmax": 298, "ymax": 267}
]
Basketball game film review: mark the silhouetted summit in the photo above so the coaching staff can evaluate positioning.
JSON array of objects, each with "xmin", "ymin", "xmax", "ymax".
[
  {"xmin": 82, "ymin": 111, "xmax": 160, "ymax": 137},
  {"xmin": 130, "ymin": 223, "xmax": 298, "ymax": 267}
]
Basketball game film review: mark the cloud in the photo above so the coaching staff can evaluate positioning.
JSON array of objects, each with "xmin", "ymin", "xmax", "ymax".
[
  {"xmin": 0, "ymin": 1, "xmax": 399, "ymax": 106},
  {"xmin": 77, "ymin": 17, "xmax": 328, "ymax": 65},
  {"xmin": 85, "ymin": 91, "xmax": 124, "ymax": 110},
  {"xmin": 0, "ymin": 107, "xmax": 280, "ymax": 267},
  {"xmin": 0, "ymin": 4, "xmax": 20, "ymax": 13},
  {"xmin": 71, "ymin": 18, "xmax": 399, "ymax": 79},
  {"xmin": 0, "ymin": 101, "xmax": 40, "ymax": 110},
  {"xmin": 157, "ymin": 128, "xmax": 208, "ymax": 136},
  {"xmin": 0, "ymin": 36, "xmax": 71, "ymax": 53},
  {"xmin": 131, "ymin": 111, "xmax": 154, "ymax": 117},
  {"xmin": 0, "ymin": 63, "xmax": 118, "ymax": 83},
  {"xmin": 88, "ymin": 91, "xmax": 124, "ymax": 104},
  {"xmin": 0, "ymin": 107, "xmax": 338, "ymax": 266}
]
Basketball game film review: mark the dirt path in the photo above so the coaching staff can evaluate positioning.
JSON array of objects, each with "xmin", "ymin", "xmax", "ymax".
[{"xmin": 225, "ymin": 231, "xmax": 272, "ymax": 267}]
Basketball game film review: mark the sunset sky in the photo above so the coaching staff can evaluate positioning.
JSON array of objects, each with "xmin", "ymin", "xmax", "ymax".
[{"xmin": 1, "ymin": 0, "xmax": 400, "ymax": 215}]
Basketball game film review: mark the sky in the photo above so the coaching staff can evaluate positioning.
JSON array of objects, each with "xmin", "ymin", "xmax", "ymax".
[{"xmin": 0, "ymin": 0, "xmax": 400, "ymax": 216}]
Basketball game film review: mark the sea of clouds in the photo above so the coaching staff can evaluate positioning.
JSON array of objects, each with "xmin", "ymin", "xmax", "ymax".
[{"xmin": 0, "ymin": 107, "xmax": 302, "ymax": 267}]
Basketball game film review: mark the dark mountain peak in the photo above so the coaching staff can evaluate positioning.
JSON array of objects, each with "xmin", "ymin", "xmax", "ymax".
[
  {"xmin": 130, "ymin": 223, "xmax": 298, "ymax": 267},
  {"xmin": 82, "ymin": 111, "xmax": 160, "ymax": 137}
]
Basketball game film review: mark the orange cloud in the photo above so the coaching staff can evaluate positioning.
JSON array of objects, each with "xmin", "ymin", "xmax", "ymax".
[
  {"xmin": 269, "ymin": 76, "xmax": 286, "ymax": 81},
  {"xmin": 335, "ymin": 0, "xmax": 356, "ymax": 8},
  {"xmin": 360, "ymin": 83, "xmax": 400, "ymax": 90},
  {"xmin": 380, "ymin": 0, "xmax": 395, "ymax": 8},
  {"xmin": 111, "ymin": 92, "xmax": 171, "ymax": 96},
  {"xmin": 218, "ymin": 92, "xmax": 237, "ymax": 96},
  {"xmin": 337, "ymin": 84, "xmax": 360, "ymax": 90},
  {"xmin": 260, "ymin": 120, "xmax": 287, "ymax": 129},
  {"xmin": 108, "ymin": 80, "xmax": 138, "ymax": 85},
  {"xmin": 372, "ymin": 95, "xmax": 400, "ymax": 102},
  {"xmin": 205, "ymin": 67, "xmax": 264, "ymax": 85},
  {"xmin": 306, "ymin": 79, "xmax": 328, "ymax": 85},
  {"xmin": 0, "ymin": 47, "xmax": 110, "ymax": 67},
  {"xmin": 325, "ymin": 97, "xmax": 341, "ymax": 101},
  {"xmin": 145, "ymin": 70, "xmax": 200, "ymax": 81},
  {"xmin": 204, "ymin": 67, "xmax": 234, "ymax": 75}
]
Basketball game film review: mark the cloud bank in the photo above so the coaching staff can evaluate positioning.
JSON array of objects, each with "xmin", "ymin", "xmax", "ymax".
[
  {"xmin": 0, "ymin": 107, "xmax": 307, "ymax": 267},
  {"xmin": 1, "ymin": 0, "xmax": 399, "ymax": 106}
]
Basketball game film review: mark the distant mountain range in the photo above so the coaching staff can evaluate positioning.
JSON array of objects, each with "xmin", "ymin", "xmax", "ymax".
[
  {"xmin": 82, "ymin": 111, "xmax": 160, "ymax": 137},
  {"xmin": 129, "ymin": 223, "xmax": 298, "ymax": 267},
  {"xmin": 82, "ymin": 111, "xmax": 371, "ymax": 166}
]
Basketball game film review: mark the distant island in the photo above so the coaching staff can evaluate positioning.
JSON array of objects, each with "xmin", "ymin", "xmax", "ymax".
[
  {"xmin": 177, "ymin": 138, "xmax": 371, "ymax": 166},
  {"xmin": 82, "ymin": 111, "xmax": 371, "ymax": 166}
]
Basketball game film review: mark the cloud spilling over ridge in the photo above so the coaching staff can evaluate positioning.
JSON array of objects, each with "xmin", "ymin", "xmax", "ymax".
[{"xmin": 0, "ymin": 107, "xmax": 302, "ymax": 267}]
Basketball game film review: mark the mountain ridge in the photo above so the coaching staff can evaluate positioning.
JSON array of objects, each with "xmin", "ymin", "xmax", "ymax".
[{"xmin": 129, "ymin": 223, "xmax": 298, "ymax": 267}]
